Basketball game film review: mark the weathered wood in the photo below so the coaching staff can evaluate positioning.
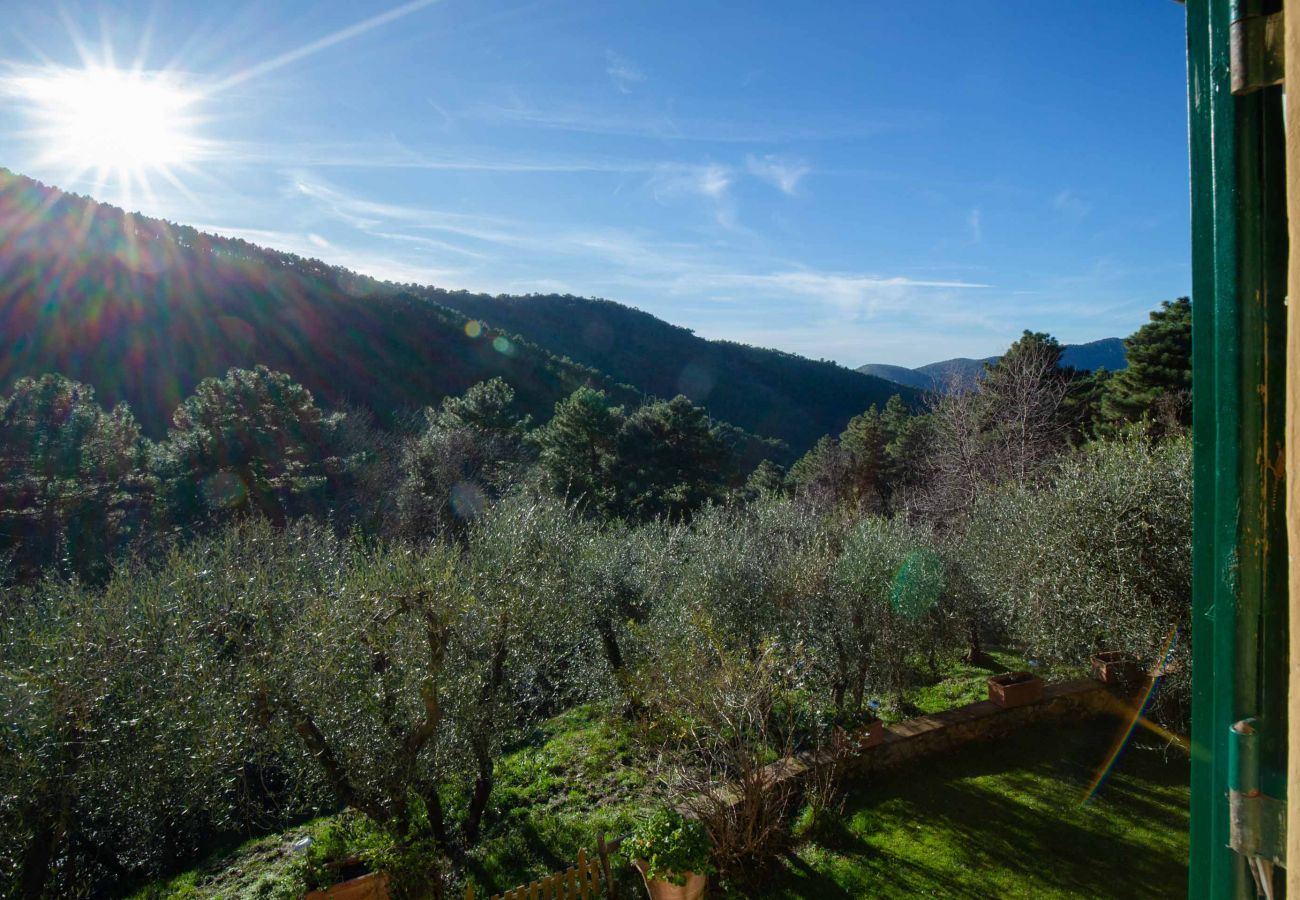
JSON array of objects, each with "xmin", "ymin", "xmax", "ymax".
[
  {"xmin": 470, "ymin": 848, "xmax": 604, "ymax": 900},
  {"xmin": 596, "ymin": 833, "xmax": 615, "ymax": 900},
  {"xmin": 1287, "ymin": 0, "xmax": 1300, "ymax": 886}
]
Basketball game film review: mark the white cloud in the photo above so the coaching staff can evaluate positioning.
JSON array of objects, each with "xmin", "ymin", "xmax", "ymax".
[
  {"xmin": 676, "ymin": 271, "xmax": 990, "ymax": 319},
  {"xmin": 463, "ymin": 101, "xmax": 907, "ymax": 143},
  {"xmin": 745, "ymin": 154, "xmax": 810, "ymax": 195},
  {"xmin": 274, "ymin": 175, "xmax": 1020, "ymax": 366},
  {"xmin": 696, "ymin": 163, "xmax": 733, "ymax": 199},
  {"xmin": 649, "ymin": 162, "xmax": 732, "ymax": 200},
  {"xmin": 605, "ymin": 51, "xmax": 645, "ymax": 94},
  {"xmin": 967, "ymin": 208, "xmax": 982, "ymax": 242},
  {"xmin": 1052, "ymin": 188, "xmax": 1092, "ymax": 218},
  {"xmin": 195, "ymin": 221, "xmax": 466, "ymax": 286}
]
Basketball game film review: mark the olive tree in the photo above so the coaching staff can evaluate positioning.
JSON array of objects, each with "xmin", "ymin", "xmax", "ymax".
[
  {"xmin": 0, "ymin": 521, "xmax": 334, "ymax": 898},
  {"xmin": 961, "ymin": 432, "xmax": 1192, "ymax": 711},
  {"xmin": 819, "ymin": 516, "xmax": 950, "ymax": 710}
]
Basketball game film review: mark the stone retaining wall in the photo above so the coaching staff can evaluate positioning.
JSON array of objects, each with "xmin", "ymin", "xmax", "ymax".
[
  {"xmin": 729, "ymin": 678, "xmax": 1121, "ymax": 807},
  {"xmin": 848, "ymin": 677, "xmax": 1118, "ymax": 775}
]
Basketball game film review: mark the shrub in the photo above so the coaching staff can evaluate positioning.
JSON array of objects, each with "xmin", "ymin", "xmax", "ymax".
[{"xmin": 623, "ymin": 810, "xmax": 713, "ymax": 884}]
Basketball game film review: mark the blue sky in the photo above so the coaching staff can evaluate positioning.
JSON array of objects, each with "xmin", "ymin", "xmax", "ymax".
[{"xmin": 0, "ymin": 1, "xmax": 1191, "ymax": 368}]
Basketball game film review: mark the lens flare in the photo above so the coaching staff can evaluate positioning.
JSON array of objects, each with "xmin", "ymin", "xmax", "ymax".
[
  {"xmin": 1080, "ymin": 625, "xmax": 1185, "ymax": 804},
  {"xmin": 890, "ymin": 549, "xmax": 944, "ymax": 618}
]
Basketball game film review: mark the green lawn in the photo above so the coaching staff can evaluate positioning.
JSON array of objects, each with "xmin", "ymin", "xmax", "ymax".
[
  {"xmin": 896, "ymin": 648, "xmax": 1074, "ymax": 721},
  {"xmin": 771, "ymin": 721, "xmax": 1189, "ymax": 899}
]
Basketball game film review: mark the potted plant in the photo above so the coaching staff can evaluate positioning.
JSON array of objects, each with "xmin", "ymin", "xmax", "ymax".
[
  {"xmin": 304, "ymin": 870, "xmax": 389, "ymax": 900},
  {"xmin": 987, "ymin": 671, "xmax": 1043, "ymax": 708},
  {"xmin": 624, "ymin": 809, "xmax": 713, "ymax": 900},
  {"xmin": 1090, "ymin": 650, "xmax": 1143, "ymax": 687},
  {"xmin": 831, "ymin": 702, "xmax": 884, "ymax": 752},
  {"xmin": 298, "ymin": 815, "xmax": 392, "ymax": 900}
]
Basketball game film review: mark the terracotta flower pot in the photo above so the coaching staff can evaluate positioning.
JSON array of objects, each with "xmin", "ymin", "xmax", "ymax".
[
  {"xmin": 1090, "ymin": 651, "xmax": 1143, "ymax": 687},
  {"xmin": 832, "ymin": 716, "xmax": 883, "ymax": 753},
  {"xmin": 987, "ymin": 672, "xmax": 1043, "ymax": 708},
  {"xmin": 634, "ymin": 860, "xmax": 707, "ymax": 900},
  {"xmin": 854, "ymin": 717, "xmax": 884, "ymax": 749},
  {"xmin": 304, "ymin": 871, "xmax": 389, "ymax": 900}
]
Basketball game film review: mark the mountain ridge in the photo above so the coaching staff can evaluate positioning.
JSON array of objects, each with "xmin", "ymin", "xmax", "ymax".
[
  {"xmin": 0, "ymin": 168, "xmax": 914, "ymax": 461},
  {"xmin": 858, "ymin": 338, "xmax": 1127, "ymax": 392},
  {"xmin": 0, "ymin": 168, "xmax": 641, "ymax": 437}
]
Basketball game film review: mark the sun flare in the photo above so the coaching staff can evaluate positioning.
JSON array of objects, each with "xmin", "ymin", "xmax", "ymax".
[{"xmin": 8, "ymin": 64, "xmax": 204, "ymax": 195}]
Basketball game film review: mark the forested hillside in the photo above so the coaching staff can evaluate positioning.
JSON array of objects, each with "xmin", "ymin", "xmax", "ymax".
[
  {"xmin": 0, "ymin": 170, "xmax": 911, "ymax": 458},
  {"xmin": 428, "ymin": 291, "xmax": 918, "ymax": 455},
  {"xmin": 0, "ymin": 169, "xmax": 640, "ymax": 436}
]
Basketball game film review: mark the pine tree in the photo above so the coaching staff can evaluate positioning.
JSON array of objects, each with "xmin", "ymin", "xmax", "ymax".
[
  {"xmin": 839, "ymin": 405, "xmax": 890, "ymax": 509},
  {"xmin": 1102, "ymin": 297, "xmax": 1191, "ymax": 433},
  {"xmin": 609, "ymin": 395, "xmax": 728, "ymax": 521},
  {"xmin": 886, "ymin": 411, "xmax": 936, "ymax": 490},
  {"xmin": 742, "ymin": 458, "xmax": 786, "ymax": 500},
  {"xmin": 536, "ymin": 386, "xmax": 624, "ymax": 510},
  {"xmin": 429, "ymin": 377, "xmax": 531, "ymax": 435},
  {"xmin": 396, "ymin": 379, "xmax": 533, "ymax": 537},
  {"xmin": 0, "ymin": 374, "xmax": 154, "ymax": 579},
  {"xmin": 158, "ymin": 366, "xmax": 338, "ymax": 526}
]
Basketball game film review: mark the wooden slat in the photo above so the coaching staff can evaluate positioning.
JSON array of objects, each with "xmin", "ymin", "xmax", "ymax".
[
  {"xmin": 479, "ymin": 845, "xmax": 609, "ymax": 900},
  {"xmin": 1288, "ymin": 0, "xmax": 1300, "ymax": 883},
  {"xmin": 1284, "ymin": 0, "xmax": 1294, "ymax": 884}
]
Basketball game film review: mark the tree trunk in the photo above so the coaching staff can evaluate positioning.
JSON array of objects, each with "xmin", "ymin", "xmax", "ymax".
[
  {"xmin": 463, "ymin": 744, "xmax": 493, "ymax": 845},
  {"xmin": 18, "ymin": 820, "xmax": 58, "ymax": 900},
  {"xmin": 964, "ymin": 619, "xmax": 991, "ymax": 666}
]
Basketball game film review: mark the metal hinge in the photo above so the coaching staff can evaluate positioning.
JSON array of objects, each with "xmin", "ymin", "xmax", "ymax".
[
  {"xmin": 1230, "ymin": 4, "xmax": 1285, "ymax": 94},
  {"xmin": 1227, "ymin": 718, "xmax": 1286, "ymax": 900},
  {"xmin": 1229, "ymin": 788, "xmax": 1287, "ymax": 865}
]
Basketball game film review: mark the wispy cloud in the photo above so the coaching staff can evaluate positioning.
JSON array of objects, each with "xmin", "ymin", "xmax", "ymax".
[
  {"xmin": 685, "ymin": 163, "xmax": 732, "ymax": 200},
  {"xmin": 646, "ymin": 162, "xmax": 738, "ymax": 228},
  {"xmin": 463, "ymin": 101, "xmax": 910, "ymax": 143},
  {"xmin": 195, "ymin": 220, "xmax": 467, "ymax": 285},
  {"xmin": 745, "ymin": 154, "xmax": 810, "ymax": 195},
  {"xmin": 677, "ymin": 271, "xmax": 990, "ymax": 319},
  {"xmin": 967, "ymin": 208, "xmax": 982, "ymax": 242},
  {"xmin": 206, "ymin": 0, "xmax": 444, "ymax": 94},
  {"xmin": 605, "ymin": 50, "xmax": 645, "ymax": 94},
  {"xmin": 276, "ymin": 175, "xmax": 1023, "ymax": 367},
  {"xmin": 217, "ymin": 138, "xmax": 765, "ymax": 182},
  {"xmin": 1052, "ymin": 188, "xmax": 1092, "ymax": 219}
]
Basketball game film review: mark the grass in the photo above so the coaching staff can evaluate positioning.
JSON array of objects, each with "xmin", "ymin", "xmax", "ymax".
[
  {"xmin": 130, "ymin": 704, "xmax": 657, "ymax": 899},
  {"xmin": 771, "ymin": 720, "xmax": 1189, "ymax": 899},
  {"xmin": 125, "ymin": 818, "xmax": 330, "ymax": 900},
  {"xmin": 129, "ymin": 657, "xmax": 1145, "ymax": 899},
  {"xmin": 883, "ymin": 647, "xmax": 1085, "ymax": 723},
  {"xmin": 465, "ymin": 703, "xmax": 663, "ymax": 894}
]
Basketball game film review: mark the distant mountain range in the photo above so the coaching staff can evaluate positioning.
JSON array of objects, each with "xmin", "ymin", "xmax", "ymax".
[
  {"xmin": 0, "ymin": 169, "xmax": 915, "ymax": 463},
  {"xmin": 857, "ymin": 338, "xmax": 1127, "ymax": 392}
]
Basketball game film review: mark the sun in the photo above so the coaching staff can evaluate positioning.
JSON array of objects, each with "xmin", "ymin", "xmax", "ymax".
[{"xmin": 8, "ymin": 63, "xmax": 204, "ymax": 198}]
